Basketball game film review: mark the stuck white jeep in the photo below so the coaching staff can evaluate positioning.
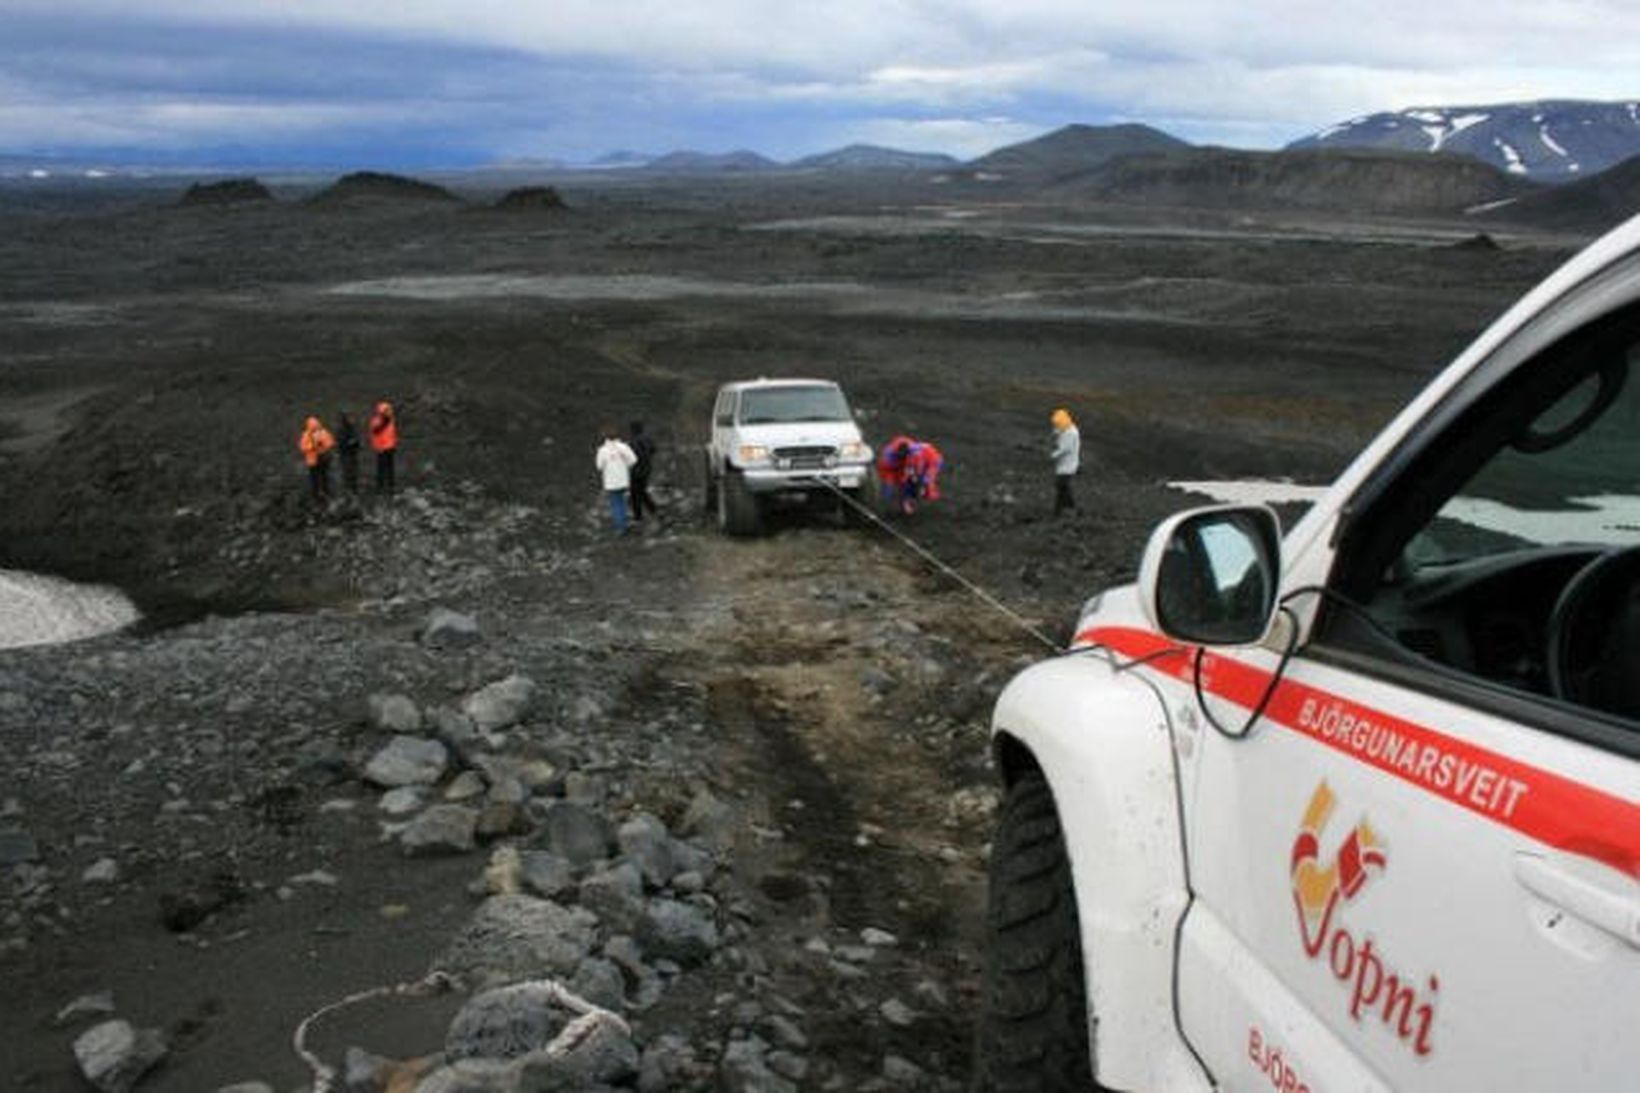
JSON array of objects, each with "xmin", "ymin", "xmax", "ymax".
[
  {"xmin": 704, "ymin": 378, "xmax": 875, "ymax": 536},
  {"xmin": 976, "ymin": 216, "xmax": 1640, "ymax": 1090}
]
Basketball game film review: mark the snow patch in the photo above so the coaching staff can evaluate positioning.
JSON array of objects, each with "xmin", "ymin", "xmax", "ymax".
[
  {"xmin": 1539, "ymin": 125, "xmax": 1568, "ymax": 157},
  {"xmin": 1169, "ymin": 480, "xmax": 1328, "ymax": 507},
  {"xmin": 1494, "ymin": 138, "xmax": 1527, "ymax": 175},
  {"xmin": 0, "ymin": 571, "xmax": 138, "ymax": 650},
  {"xmin": 1445, "ymin": 113, "xmax": 1489, "ymax": 138}
]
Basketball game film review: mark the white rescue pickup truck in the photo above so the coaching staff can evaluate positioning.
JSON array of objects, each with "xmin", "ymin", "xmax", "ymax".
[{"xmin": 976, "ymin": 217, "xmax": 1640, "ymax": 1091}]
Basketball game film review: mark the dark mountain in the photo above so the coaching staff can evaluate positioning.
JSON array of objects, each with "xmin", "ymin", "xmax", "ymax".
[
  {"xmin": 493, "ymin": 185, "xmax": 568, "ymax": 213},
  {"xmin": 1055, "ymin": 146, "xmax": 1537, "ymax": 216},
  {"xmin": 1290, "ymin": 100, "xmax": 1640, "ymax": 184},
  {"xmin": 789, "ymin": 144, "xmax": 959, "ymax": 171},
  {"xmin": 966, "ymin": 123, "xmax": 1190, "ymax": 180},
  {"xmin": 179, "ymin": 178, "xmax": 273, "ymax": 207},
  {"xmin": 588, "ymin": 150, "xmax": 653, "ymax": 169},
  {"xmin": 307, "ymin": 171, "xmax": 459, "ymax": 206},
  {"xmin": 642, "ymin": 150, "xmax": 780, "ymax": 174},
  {"xmin": 1475, "ymin": 152, "xmax": 1640, "ymax": 233}
]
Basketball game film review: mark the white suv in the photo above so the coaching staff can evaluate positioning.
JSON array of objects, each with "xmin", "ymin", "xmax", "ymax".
[
  {"xmin": 705, "ymin": 378, "xmax": 875, "ymax": 536},
  {"xmin": 976, "ymin": 216, "xmax": 1640, "ymax": 1091}
]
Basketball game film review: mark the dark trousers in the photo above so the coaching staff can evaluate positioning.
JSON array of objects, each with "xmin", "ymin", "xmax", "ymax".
[
  {"xmin": 376, "ymin": 449, "xmax": 396, "ymax": 494},
  {"xmin": 630, "ymin": 470, "xmax": 657, "ymax": 520},
  {"xmin": 1054, "ymin": 473, "xmax": 1075, "ymax": 515},
  {"xmin": 341, "ymin": 450, "xmax": 359, "ymax": 493},
  {"xmin": 308, "ymin": 458, "xmax": 332, "ymax": 501}
]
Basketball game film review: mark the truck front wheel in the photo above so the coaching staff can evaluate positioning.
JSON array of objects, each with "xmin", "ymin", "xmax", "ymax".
[{"xmin": 974, "ymin": 768, "xmax": 1098, "ymax": 1092}]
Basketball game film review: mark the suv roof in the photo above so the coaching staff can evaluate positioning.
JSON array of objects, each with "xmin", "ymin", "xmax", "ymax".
[{"xmin": 718, "ymin": 377, "xmax": 840, "ymax": 393}]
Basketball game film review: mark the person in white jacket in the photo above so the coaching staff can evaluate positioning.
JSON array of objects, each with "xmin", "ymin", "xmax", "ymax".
[
  {"xmin": 1050, "ymin": 406, "xmax": 1081, "ymax": 516},
  {"xmin": 595, "ymin": 426, "xmax": 638, "ymax": 534}
]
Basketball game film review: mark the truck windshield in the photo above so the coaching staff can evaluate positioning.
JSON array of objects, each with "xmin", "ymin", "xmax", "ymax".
[{"xmin": 738, "ymin": 386, "xmax": 851, "ymax": 424}]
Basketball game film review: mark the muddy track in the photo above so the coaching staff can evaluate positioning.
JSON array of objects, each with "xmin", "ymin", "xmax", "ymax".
[{"xmin": 644, "ymin": 523, "xmax": 1045, "ymax": 1082}]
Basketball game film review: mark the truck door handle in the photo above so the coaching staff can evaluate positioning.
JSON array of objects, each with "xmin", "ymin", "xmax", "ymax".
[{"xmin": 1513, "ymin": 851, "xmax": 1640, "ymax": 949}]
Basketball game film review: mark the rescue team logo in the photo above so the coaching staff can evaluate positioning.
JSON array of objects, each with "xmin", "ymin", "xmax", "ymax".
[{"xmin": 1289, "ymin": 782, "xmax": 1439, "ymax": 1057}]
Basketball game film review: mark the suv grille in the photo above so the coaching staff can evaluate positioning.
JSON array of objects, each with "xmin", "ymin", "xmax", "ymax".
[{"xmin": 773, "ymin": 445, "xmax": 837, "ymax": 470}]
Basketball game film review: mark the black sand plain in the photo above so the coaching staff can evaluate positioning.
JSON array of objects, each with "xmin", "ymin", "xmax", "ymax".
[{"xmin": 0, "ymin": 172, "xmax": 1584, "ymax": 1089}]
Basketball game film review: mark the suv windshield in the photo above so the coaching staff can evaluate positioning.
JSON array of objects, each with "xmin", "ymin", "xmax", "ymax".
[{"xmin": 738, "ymin": 385, "xmax": 850, "ymax": 425}]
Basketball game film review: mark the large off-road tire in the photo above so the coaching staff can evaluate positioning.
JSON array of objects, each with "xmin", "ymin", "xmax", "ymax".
[
  {"xmin": 974, "ymin": 769, "xmax": 1098, "ymax": 1092},
  {"xmin": 717, "ymin": 468, "xmax": 764, "ymax": 537}
]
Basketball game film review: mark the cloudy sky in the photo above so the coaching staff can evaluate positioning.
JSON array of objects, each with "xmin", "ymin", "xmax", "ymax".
[{"xmin": 4, "ymin": 1, "xmax": 1638, "ymax": 167}]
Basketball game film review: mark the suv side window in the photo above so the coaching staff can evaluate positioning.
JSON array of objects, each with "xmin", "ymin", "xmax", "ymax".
[
  {"xmin": 1316, "ymin": 301, "xmax": 1640, "ymax": 753},
  {"xmin": 714, "ymin": 391, "xmax": 735, "ymax": 427}
]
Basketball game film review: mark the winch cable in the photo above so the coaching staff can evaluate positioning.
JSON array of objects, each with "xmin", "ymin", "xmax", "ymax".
[{"xmin": 811, "ymin": 478, "xmax": 1063, "ymax": 654}]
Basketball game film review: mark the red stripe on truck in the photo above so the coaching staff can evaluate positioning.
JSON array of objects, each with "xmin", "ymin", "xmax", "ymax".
[{"xmin": 1076, "ymin": 625, "xmax": 1640, "ymax": 880}]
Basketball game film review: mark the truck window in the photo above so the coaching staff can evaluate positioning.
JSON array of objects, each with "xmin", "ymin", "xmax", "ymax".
[{"xmin": 1319, "ymin": 303, "xmax": 1640, "ymax": 743}]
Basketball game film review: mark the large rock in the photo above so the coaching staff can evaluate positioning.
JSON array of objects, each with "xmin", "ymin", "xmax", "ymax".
[
  {"xmin": 637, "ymin": 898, "xmax": 719, "ymax": 967},
  {"xmin": 364, "ymin": 735, "xmax": 448, "ymax": 787},
  {"xmin": 719, "ymin": 1037, "xmax": 795, "ymax": 1093},
  {"xmin": 400, "ymin": 805, "xmax": 478, "ymax": 856},
  {"xmin": 538, "ymin": 802, "xmax": 613, "ymax": 866},
  {"xmin": 568, "ymin": 956, "xmax": 626, "ymax": 1013},
  {"xmin": 422, "ymin": 608, "xmax": 482, "ymax": 650},
  {"xmin": 0, "ymin": 826, "xmax": 39, "ymax": 866},
  {"xmin": 677, "ymin": 790, "xmax": 737, "ymax": 852},
  {"xmin": 73, "ymin": 1019, "xmax": 168, "ymax": 1093},
  {"xmin": 437, "ymin": 895, "xmax": 598, "ymax": 988},
  {"xmin": 412, "ymin": 1057, "xmax": 516, "ymax": 1093},
  {"xmin": 518, "ymin": 851, "xmax": 577, "ymax": 900},
  {"xmin": 579, "ymin": 862, "xmax": 644, "ymax": 934},
  {"xmin": 367, "ymin": 693, "xmax": 423, "ymax": 734},
  {"xmin": 462, "ymin": 675, "xmax": 537, "ymax": 734},
  {"xmin": 446, "ymin": 982, "xmax": 569, "ymax": 1062},
  {"xmin": 616, "ymin": 813, "xmax": 677, "ymax": 889},
  {"xmin": 515, "ymin": 1019, "xmax": 638, "ymax": 1092},
  {"xmin": 637, "ymin": 1035, "xmax": 706, "ymax": 1093}
]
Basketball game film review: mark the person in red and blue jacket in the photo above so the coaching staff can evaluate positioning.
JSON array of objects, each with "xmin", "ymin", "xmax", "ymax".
[{"xmin": 877, "ymin": 435, "xmax": 944, "ymax": 514}]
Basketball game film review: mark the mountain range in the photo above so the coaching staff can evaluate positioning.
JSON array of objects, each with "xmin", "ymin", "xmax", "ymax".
[
  {"xmin": 8, "ymin": 100, "xmax": 1640, "ymax": 233},
  {"xmin": 1288, "ymin": 100, "xmax": 1640, "ymax": 183}
]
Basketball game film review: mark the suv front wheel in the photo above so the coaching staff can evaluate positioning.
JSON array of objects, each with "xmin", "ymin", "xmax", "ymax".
[
  {"xmin": 717, "ymin": 467, "xmax": 765, "ymax": 537},
  {"xmin": 974, "ymin": 768, "xmax": 1098, "ymax": 1092}
]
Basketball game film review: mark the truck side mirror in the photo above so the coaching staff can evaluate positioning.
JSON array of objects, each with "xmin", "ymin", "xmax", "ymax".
[{"xmin": 1138, "ymin": 505, "xmax": 1282, "ymax": 646}]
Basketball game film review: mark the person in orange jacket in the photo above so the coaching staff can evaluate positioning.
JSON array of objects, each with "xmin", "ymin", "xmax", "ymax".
[
  {"xmin": 298, "ymin": 415, "xmax": 337, "ymax": 501},
  {"xmin": 877, "ymin": 435, "xmax": 945, "ymax": 514},
  {"xmin": 369, "ymin": 400, "xmax": 398, "ymax": 494}
]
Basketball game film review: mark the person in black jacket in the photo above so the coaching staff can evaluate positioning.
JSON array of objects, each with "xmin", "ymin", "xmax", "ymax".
[
  {"xmin": 628, "ymin": 420, "xmax": 659, "ymax": 523},
  {"xmin": 336, "ymin": 411, "xmax": 361, "ymax": 493}
]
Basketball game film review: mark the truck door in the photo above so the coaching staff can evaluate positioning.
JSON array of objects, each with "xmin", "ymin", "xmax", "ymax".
[{"xmin": 1173, "ymin": 282, "xmax": 1640, "ymax": 1089}]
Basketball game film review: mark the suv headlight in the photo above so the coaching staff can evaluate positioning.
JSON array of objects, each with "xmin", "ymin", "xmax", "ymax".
[
  {"xmin": 839, "ymin": 441, "xmax": 869, "ymax": 462},
  {"xmin": 737, "ymin": 444, "xmax": 770, "ymax": 464}
]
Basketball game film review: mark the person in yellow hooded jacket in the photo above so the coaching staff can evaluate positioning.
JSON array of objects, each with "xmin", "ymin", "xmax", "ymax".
[{"xmin": 298, "ymin": 415, "xmax": 337, "ymax": 501}]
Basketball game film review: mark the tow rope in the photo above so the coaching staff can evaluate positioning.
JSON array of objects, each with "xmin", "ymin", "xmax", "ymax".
[
  {"xmin": 813, "ymin": 478, "xmax": 1063, "ymax": 653},
  {"xmin": 293, "ymin": 972, "xmax": 630, "ymax": 1092}
]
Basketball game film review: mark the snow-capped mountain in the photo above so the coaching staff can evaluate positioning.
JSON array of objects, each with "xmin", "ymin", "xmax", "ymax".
[{"xmin": 1289, "ymin": 100, "xmax": 1640, "ymax": 183}]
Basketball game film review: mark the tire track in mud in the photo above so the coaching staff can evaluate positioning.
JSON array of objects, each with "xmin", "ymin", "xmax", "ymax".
[{"xmin": 659, "ymin": 524, "xmax": 1038, "ymax": 1083}]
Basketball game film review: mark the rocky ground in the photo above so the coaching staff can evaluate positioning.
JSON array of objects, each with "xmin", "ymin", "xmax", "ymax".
[{"xmin": 0, "ymin": 177, "xmax": 1580, "ymax": 1090}]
